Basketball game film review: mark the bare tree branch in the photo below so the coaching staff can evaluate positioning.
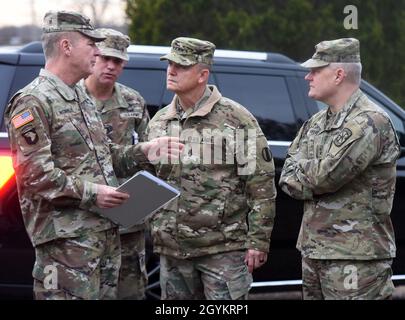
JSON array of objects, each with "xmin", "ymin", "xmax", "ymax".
[{"xmin": 68, "ymin": 0, "xmax": 118, "ymax": 27}]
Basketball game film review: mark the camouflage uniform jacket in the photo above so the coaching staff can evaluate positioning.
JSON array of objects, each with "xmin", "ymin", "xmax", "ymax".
[
  {"xmin": 81, "ymin": 81, "xmax": 149, "ymax": 147},
  {"xmin": 81, "ymin": 81, "xmax": 150, "ymax": 232},
  {"xmin": 147, "ymin": 85, "xmax": 276, "ymax": 259},
  {"xmin": 279, "ymin": 89, "xmax": 400, "ymax": 260},
  {"xmin": 5, "ymin": 69, "xmax": 149, "ymax": 246}
]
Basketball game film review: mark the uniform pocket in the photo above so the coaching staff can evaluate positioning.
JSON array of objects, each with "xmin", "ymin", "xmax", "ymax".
[
  {"xmin": 226, "ymin": 265, "xmax": 253, "ymax": 300},
  {"xmin": 199, "ymin": 140, "xmax": 235, "ymax": 168},
  {"xmin": 372, "ymin": 186, "xmax": 394, "ymax": 216},
  {"xmin": 33, "ymin": 235, "xmax": 105, "ymax": 299},
  {"xmin": 177, "ymin": 195, "xmax": 226, "ymax": 233}
]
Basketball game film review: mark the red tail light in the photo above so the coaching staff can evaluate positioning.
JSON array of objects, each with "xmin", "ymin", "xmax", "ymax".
[{"xmin": 0, "ymin": 154, "xmax": 14, "ymax": 189}]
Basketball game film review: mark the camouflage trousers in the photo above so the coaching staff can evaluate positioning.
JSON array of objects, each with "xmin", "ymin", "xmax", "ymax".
[
  {"xmin": 33, "ymin": 228, "xmax": 121, "ymax": 300},
  {"xmin": 302, "ymin": 257, "xmax": 395, "ymax": 300},
  {"xmin": 160, "ymin": 251, "xmax": 252, "ymax": 300},
  {"xmin": 118, "ymin": 230, "xmax": 147, "ymax": 300}
]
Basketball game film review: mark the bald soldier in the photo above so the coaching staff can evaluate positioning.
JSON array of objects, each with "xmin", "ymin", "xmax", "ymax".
[
  {"xmin": 147, "ymin": 37, "xmax": 276, "ymax": 300},
  {"xmin": 279, "ymin": 38, "xmax": 400, "ymax": 300},
  {"xmin": 80, "ymin": 28, "xmax": 149, "ymax": 300},
  {"xmin": 5, "ymin": 11, "xmax": 182, "ymax": 300}
]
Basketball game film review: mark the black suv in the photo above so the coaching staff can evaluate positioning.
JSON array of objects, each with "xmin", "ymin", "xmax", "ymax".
[{"xmin": 1, "ymin": 42, "xmax": 405, "ymax": 299}]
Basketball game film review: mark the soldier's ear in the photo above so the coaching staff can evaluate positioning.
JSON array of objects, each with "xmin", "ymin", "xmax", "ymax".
[
  {"xmin": 60, "ymin": 38, "xmax": 72, "ymax": 56},
  {"xmin": 198, "ymin": 69, "xmax": 210, "ymax": 84},
  {"xmin": 335, "ymin": 68, "xmax": 345, "ymax": 85}
]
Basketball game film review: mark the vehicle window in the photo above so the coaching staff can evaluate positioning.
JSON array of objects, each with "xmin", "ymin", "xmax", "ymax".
[
  {"xmin": 215, "ymin": 73, "xmax": 297, "ymax": 141},
  {"xmin": 367, "ymin": 96, "xmax": 405, "ymax": 146},
  {"xmin": 119, "ymin": 69, "xmax": 166, "ymax": 118},
  {"xmin": 316, "ymin": 97, "xmax": 405, "ymax": 146},
  {"xmin": 161, "ymin": 89, "xmax": 174, "ymax": 107},
  {"xmin": 0, "ymin": 64, "xmax": 17, "ymax": 131},
  {"xmin": 5, "ymin": 65, "xmax": 42, "ymax": 130},
  {"xmin": 11, "ymin": 66, "xmax": 42, "ymax": 99}
]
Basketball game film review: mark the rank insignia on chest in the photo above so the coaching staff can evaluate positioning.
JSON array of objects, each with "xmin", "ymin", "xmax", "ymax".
[{"xmin": 334, "ymin": 128, "xmax": 352, "ymax": 147}]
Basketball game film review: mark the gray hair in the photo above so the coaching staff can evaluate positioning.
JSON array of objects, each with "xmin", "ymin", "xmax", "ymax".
[
  {"xmin": 197, "ymin": 62, "xmax": 212, "ymax": 72},
  {"xmin": 41, "ymin": 31, "xmax": 80, "ymax": 59},
  {"xmin": 329, "ymin": 62, "xmax": 362, "ymax": 85}
]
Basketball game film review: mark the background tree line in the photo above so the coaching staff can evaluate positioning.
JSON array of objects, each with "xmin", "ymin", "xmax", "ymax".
[{"xmin": 126, "ymin": 0, "xmax": 405, "ymax": 109}]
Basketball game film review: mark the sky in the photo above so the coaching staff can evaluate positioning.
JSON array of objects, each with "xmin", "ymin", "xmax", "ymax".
[{"xmin": 0, "ymin": 0, "xmax": 126, "ymax": 27}]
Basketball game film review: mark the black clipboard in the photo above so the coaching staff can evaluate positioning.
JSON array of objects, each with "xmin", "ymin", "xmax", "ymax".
[{"xmin": 94, "ymin": 170, "xmax": 180, "ymax": 228}]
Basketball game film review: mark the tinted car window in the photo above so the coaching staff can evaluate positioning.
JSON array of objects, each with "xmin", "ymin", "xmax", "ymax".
[
  {"xmin": 119, "ymin": 69, "xmax": 166, "ymax": 117},
  {"xmin": 11, "ymin": 66, "xmax": 41, "ymax": 99},
  {"xmin": 3, "ymin": 65, "xmax": 43, "ymax": 130},
  {"xmin": 215, "ymin": 73, "xmax": 296, "ymax": 141},
  {"xmin": 0, "ymin": 64, "xmax": 16, "ymax": 130},
  {"xmin": 368, "ymin": 96, "xmax": 405, "ymax": 146}
]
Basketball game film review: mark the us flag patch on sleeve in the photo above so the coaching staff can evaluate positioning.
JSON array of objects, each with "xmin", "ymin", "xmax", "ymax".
[{"xmin": 12, "ymin": 110, "xmax": 34, "ymax": 129}]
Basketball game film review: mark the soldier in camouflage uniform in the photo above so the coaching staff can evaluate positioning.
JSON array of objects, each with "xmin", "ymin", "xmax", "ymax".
[
  {"xmin": 147, "ymin": 37, "xmax": 277, "ymax": 300},
  {"xmin": 80, "ymin": 28, "xmax": 149, "ymax": 300},
  {"xmin": 4, "ymin": 11, "xmax": 183, "ymax": 300},
  {"xmin": 279, "ymin": 38, "xmax": 400, "ymax": 300}
]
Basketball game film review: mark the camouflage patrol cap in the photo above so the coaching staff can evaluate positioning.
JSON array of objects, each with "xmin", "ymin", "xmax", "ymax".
[
  {"xmin": 96, "ymin": 28, "xmax": 130, "ymax": 61},
  {"xmin": 301, "ymin": 38, "xmax": 361, "ymax": 68},
  {"xmin": 42, "ymin": 10, "xmax": 105, "ymax": 42},
  {"xmin": 160, "ymin": 37, "xmax": 216, "ymax": 66}
]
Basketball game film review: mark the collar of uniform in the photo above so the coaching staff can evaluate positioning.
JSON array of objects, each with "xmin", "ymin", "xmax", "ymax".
[
  {"xmin": 113, "ymin": 83, "xmax": 129, "ymax": 109},
  {"xmin": 81, "ymin": 80, "xmax": 128, "ymax": 112},
  {"xmin": 75, "ymin": 84, "xmax": 92, "ymax": 105},
  {"xmin": 176, "ymin": 86, "xmax": 211, "ymax": 120},
  {"xmin": 327, "ymin": 88, "xmax": 363, "ymax": 130},
  {"xmin": 39, "ymin": 68, "xmax": 77, "ymax": 101},
  {"xmin": 79, "ymin": 78, "xmax": 100, "ymax": 110},
  {"xmin": 175, "ymin": 98, "xmax": 185, "ymax": 119},
  {"xmin": 161, "ymin": 85, "xmax": 222, "ymax": 120},
  {"xmin": 96, "ymin": 83, "xmax": 128, "ymax": 113}
]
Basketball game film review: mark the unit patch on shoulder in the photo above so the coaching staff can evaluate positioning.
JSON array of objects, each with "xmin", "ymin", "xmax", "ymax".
[
  {"xmin": 262, "ymin": 147, "xmax": 273, "ymax": 162},
  {"xmin": 12, "ymin": 110, "xmax": 34, "ymax": 129},
  {"xmin": 21, "ymin": 126, "xmax": 38, "ymax": 145},
  {"xmin": 334, "ymin": 128, "xmax": 352, "ymax": 147}
]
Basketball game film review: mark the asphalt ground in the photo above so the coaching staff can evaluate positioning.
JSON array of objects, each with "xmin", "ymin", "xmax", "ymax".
[{"xmin": 248, "ymin": 285, "xmax": 405, "ymax": 300}]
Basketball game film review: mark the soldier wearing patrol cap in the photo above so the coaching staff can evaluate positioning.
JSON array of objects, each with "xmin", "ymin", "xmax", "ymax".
[
  {"xmin": 147, "ymin": 37, "xmax": 277, "ymax": 300},
  {"xmin": 4, "ymin": 11, "xmax": 183, "ymax": 300},
  {"xmin": 80, "ymin": 28, "xmax": 150, "ymax": 300},
  {"xmin": 280, "ymin": 38, "xmax": 400, "ymax": 300}
]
